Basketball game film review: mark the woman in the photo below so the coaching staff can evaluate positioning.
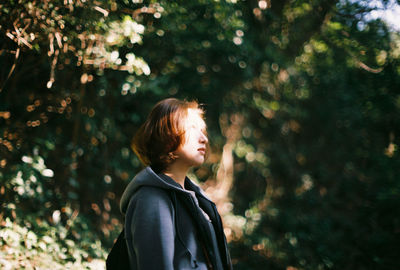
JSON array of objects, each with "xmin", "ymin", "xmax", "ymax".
[{"xmin": 120, "ymin": 98, "xmax": 233, "ymax": 270}]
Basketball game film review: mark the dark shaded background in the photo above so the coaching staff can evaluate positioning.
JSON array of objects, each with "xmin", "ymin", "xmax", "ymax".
[{"xmin": 1, "ymin": 0, "xmax": 399, "ymax": 269}]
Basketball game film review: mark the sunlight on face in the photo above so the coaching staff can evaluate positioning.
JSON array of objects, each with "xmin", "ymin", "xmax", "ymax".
[
  {"xmin": 184, "ymin": 108, "xmax": 207, "ymax": 136},
  {"xmin": 174, "ymin": 108, "xmax": 208, "ymax": 167}
]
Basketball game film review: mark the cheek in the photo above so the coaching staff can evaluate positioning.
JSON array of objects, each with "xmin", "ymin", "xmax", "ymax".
[
  {"xmin": 177, "ymin": 140, "xmax": 196, "ymax": 157},
  {"xmin": 183, "ymin": 130, "xmax": 195, "ymax": 144}
]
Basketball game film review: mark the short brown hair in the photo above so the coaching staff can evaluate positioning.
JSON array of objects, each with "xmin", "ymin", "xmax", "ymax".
[{"xmin": 132, "ymin": 98, "xmax": 204, "ymax": 173}]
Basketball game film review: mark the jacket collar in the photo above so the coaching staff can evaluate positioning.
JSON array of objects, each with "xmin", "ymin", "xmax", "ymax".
[{"xmin": 120, "ymin": 166, "xmax": 214, "ymax": 213}]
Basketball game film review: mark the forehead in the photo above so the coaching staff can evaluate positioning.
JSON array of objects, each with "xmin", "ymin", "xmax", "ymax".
[{"xmin": 185, "ymin": 108, "xmax": 206, "ymax": 129}]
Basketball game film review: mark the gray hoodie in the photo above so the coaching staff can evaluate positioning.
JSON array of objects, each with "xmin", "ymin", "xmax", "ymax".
[{"xmin": 120, "ymin": 166, "xmax": 232, "ymax": 270}]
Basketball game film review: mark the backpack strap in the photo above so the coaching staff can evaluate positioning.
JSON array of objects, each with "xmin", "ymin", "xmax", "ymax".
[{"xmin": 106, "ymin": 228, "xmax": 130, "ymax": 270}]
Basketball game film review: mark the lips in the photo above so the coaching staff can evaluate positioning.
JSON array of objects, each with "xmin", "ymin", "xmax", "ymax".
[{"xmin": 198, "ymin": 147, "xmax": 206, "ymax": 155}]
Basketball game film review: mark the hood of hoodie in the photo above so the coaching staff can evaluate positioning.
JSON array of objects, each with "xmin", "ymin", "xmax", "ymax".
[{"xmin": 120, "ymin": 166, "xmax": 212, "ymax": 214}]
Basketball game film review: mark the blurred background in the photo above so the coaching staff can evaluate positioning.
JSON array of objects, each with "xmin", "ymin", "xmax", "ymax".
[{"xmin": 1, "ymin": 0, "xmax": 400, "ymax": 269}]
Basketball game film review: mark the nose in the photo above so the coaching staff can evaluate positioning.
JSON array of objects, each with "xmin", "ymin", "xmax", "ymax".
[{"xmin": 200, "ymin": 131, "xmax": 208, "ymax": 144}]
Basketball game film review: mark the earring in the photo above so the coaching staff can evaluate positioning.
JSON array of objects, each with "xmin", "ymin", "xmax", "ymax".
[{"xmin": 168, "ymin": 152, "xmax": 178, "ymax": 160}]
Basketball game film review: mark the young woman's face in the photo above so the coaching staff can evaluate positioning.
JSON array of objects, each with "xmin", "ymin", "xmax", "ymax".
[{"xmin": 174, "ymin": 108, "xmax": 208, "ymax": 167}]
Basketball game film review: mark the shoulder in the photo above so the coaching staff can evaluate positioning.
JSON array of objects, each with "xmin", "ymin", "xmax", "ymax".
[
  {"xmin": 129, "ymin": 186, "xmax": 174, "ymax": 212},
  {"xmin": 134, "ymin": 186, "xmax": 171, "ymax": 200},
  {"xmin": 125, "ymin": 187, "xmax": 177, "ymax": 241},
  {"xmin": 125, "ymin": 187, "xmax": 176, "ymax": 232}
]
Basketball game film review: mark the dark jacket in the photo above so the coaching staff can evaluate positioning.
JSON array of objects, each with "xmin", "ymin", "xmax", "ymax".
[{"xmin": 120, "ymin": 166, "xmax": 232, "ymax": 270}]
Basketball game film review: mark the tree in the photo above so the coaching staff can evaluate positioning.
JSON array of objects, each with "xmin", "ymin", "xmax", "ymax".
[{"xmin": 1, "ymin": 0, "xmax": 399, "ymax": 269}]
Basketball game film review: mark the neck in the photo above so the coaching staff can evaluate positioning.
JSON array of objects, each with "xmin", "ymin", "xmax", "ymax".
[{"xmin": 163, "ymin": 162, "xmax": 190, "ymax": 189}]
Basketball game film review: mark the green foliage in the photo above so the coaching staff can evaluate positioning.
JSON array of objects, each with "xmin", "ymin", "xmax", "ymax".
[
  {"xmin": 1, "ymin": 0, "xmax": 400, "ymax": 269},
  {"xmin": 0, "ymin": 218, "xmax": 105, "ymax": 269},
  {"xmin": 0, "ymin": 154, "xmax": 106, "ymax": 269}
]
